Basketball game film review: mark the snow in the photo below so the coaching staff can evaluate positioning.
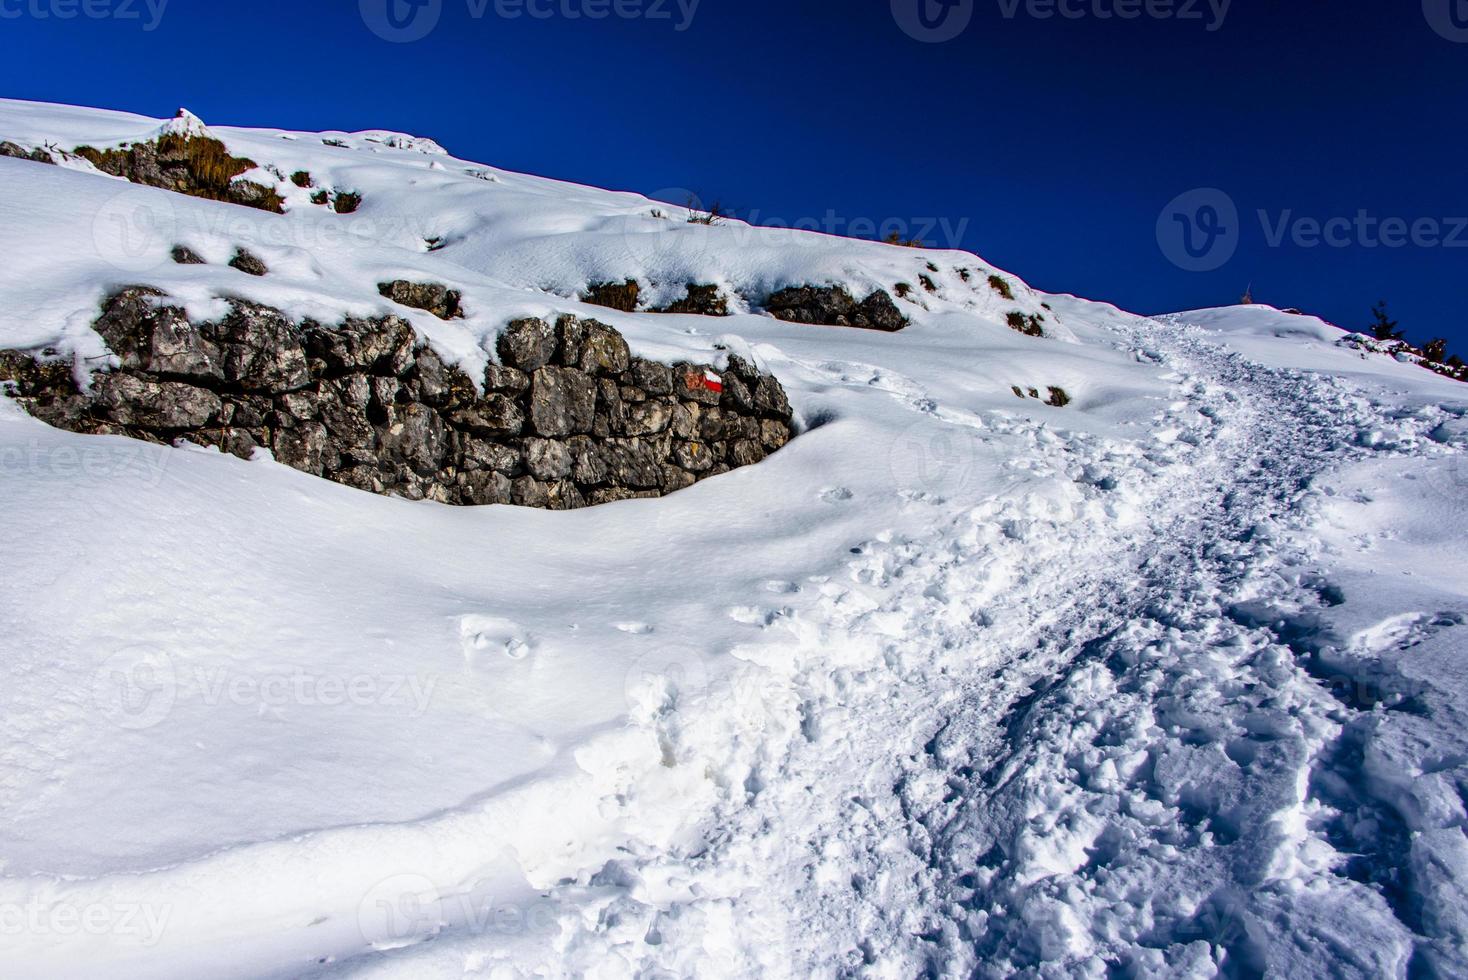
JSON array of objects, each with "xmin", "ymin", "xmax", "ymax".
[{"xmin": 2, "ymin": 98, "xmax": 1467, "ymax": 978}]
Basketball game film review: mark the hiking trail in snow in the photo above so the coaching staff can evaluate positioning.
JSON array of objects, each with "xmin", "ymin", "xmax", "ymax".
[{"xmin": 358, "ymin": 314, "xmax": 1467, "ymax": 979}]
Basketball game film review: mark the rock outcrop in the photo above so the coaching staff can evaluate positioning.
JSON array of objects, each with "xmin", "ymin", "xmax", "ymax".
[
  {"xmin": 653, "ymin": 284, "xmax": 731, "ymax": 316},
  {"xmin": 378, "ymin": 280, "xmax": 465, "ymax": 321},
  {"xmin": 0, "ymin": 291, "xmax": 795, "ymax": 509},
  {"xmin": 765, "ymin": 286, "xmax": 908, "ymax": 332},
  {"xmin": 72, "ymin": 133, "xmax": 285, "ymax": 214},
  {"xmin": 582, "ymin": 280, "xmax": 642, "ymax": 313},
  {"xmin": 229, "ymin": 249, "xmax": 269, "ymax": 277},
  {"xmin": 0, "ymin": 141, "xmax": 53, "ymax": 165}
]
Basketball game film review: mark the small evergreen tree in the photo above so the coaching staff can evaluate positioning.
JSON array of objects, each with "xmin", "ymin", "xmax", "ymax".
[
  {"xmin": 1368, "ymin": 302, "xmax": 1404, "ymax": 342},
  {"xmin": 1424, "ymin": 338, "xmax": 1449, "ymax": 363}
]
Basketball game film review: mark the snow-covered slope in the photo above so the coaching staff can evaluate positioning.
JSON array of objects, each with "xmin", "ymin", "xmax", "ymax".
[{"xmin": 2, "ymin": 99, "xmax": 1467, "ymax": 979}]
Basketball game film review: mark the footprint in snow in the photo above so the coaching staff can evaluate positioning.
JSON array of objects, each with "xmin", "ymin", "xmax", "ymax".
[
  {"xmin": 614, "ymin": 622, "xmax": 655, "ymax": 635},
  {"xmin": 459, "ymin": 615, "xmax": 533, "ymax": 662}
]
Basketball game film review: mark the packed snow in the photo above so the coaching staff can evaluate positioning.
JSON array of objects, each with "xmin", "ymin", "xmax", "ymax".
[{"xmin": 1, "ymin": 99, "xmax": 1466, "ymax": 978}]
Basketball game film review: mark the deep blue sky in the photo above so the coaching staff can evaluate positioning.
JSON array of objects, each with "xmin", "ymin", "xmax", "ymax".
[{"xmin": 3, "ymin": 0, "xmax": 1464, "ymax": 350}]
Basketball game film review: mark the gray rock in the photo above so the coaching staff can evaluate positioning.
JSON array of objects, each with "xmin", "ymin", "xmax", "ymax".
[
  {"xmin": 94, "ymin": 373, "xmax": 222, "ymax": 429},
  {"xmin": 458, "ymin": 470, "xmax": 512, "ymax": 506},
  {"xmin": 760, "ymin": 419, "xmax": 791, "ymax": 450},
  {"xmin": 93, "ymin": 289, "xmax": 224, "ymax": 382},
  {"xmin": 855, "ymin": 290, "xmax": 907, "ymax": 332},
  {"xmin": 660, "ymin": 465, "xmax": 697, "ymax": 492},
  {"xmin": 410, "ymin": 347, "xmax": 475, "ymax": 408},
  {"xmin": 765, "ymin": 285, "xmax": 908, "ymax": 332},
  {"xmin": 378, "ymin": 280, "xmax": 464, "ymax": 321},
  {"xmin": 729, "ymin": 439, "xmax": 765, "ymax": 467},
  {"xmin": 568, "ymin": 437, "xmax": 609, "ymax": 486},
  {"xmin": 7, "ymin": 293, "xmax": 795, "ymax": 512},
  {"xmin": 653, "ymin": 284, "xmax": 729, "ymax": 317},
  {"xmin": 529, "ymin": 366, "xmax": 596, "ymax": 437},
  {"xmin": 672, "ymin": 440, "xmax": 717, "ymax": 473},
  {"xmin": 276, "ymin": 389, "xmax": 320, "ymax": 421},
  {"xmin": 379, "ymin": 403, "xmax": 449, "ymax": 475},
  {"xmin": 511, "ymin": 476, "xmax": 550, "ymax": 508},
  {"xmin": 545, "ymin": 480, "xmax": 587, "ymax": 511},
  {"xmin": 630, "ymin": 358, "xmax": 673, "ymax": 395},
  {"xmin": 229, "ymin": 248, "xmax": 269, "ymax": 277},
  {"xmin": 305, "ymin": 316, "xmax": 416, "ymax": 376},
  {"xmin": 191, "ymin": 427, "xmax": 260, "ymax": 460},
  {"xmin": 497, "ymin": 318, "xmax": 556, "ymax": 372},
  {"xmin": 448, "ymin": 394, "xmax": 523, "ymax": 438},
  {"xmin": 484, "ymin": 363, "xmax": 530, "ymax": 394},
  {"xmin": 754, "ymin": 376, "xmax": 792, "ymax": 418},
  {"xmin": 698, "ymin": 407, "xmax": 729, "ymax": 442},
  {"xmin": 0, "ymin": 141, "xmax": 53, "ymax": 165},
  {"xmin": 596, "ymin": 377, "xmax": 627, "ymax": 435},
  {"xmin": 625, "ymin": 399, "xmax": 673, "ymax": 437},
  {"xmin": 670, "ymin": 402, "xmax": 701, "ymax": 440},
  {"xmin": 461, "ymin": 438, "xmax": 522, "ymax": 475},
  {"xmin": 272, "ymin": 421, "xmax": 330, "ymax": 473},
  {"xmin": 579, "ymin": 320, "xmax": 631, "ymax": 376},
  {"xmin": 555, "ymin": 315, "xmax": 586, "ymax": 367},
  {"xmin": 720, "ymin": 373, "xmax": 754, "ymax": 413},
  {"xmin": 603, "ymin": 439, "xmax": 664, "ymax": 489},
  {"xmin": 171, "ymin": 245, "xmax": 206, "ymax": 265},
  {"xmin": 207, "ymin": 303, "xmax": 310, "ymax": 393},
  {"xmin": 524, "ymin": 438, "xmax": 573, "ymax": 481}
]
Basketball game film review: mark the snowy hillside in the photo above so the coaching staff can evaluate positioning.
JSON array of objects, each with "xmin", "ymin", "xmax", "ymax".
[{"xmin": 2, "ymin": 99, "xmax": 1467, "ymax": 979}]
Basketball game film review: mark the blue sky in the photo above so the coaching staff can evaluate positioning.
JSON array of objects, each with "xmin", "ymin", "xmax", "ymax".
[{"xmin": 2, "ymin": 0, "xmax": 1464, "ymax": 351}]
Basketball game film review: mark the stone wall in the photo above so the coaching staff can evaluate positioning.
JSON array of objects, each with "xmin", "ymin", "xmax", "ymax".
[{"xmin": 0, "ymin": 290, "xmax": 795, "ymax": 509}]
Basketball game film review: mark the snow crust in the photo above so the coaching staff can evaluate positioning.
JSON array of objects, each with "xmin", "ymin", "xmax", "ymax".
[{"xmin": 2, "ymin": 98, "xmax": 1467, "ymax": 978}]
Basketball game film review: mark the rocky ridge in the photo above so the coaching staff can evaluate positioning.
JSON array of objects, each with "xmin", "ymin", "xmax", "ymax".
[{"xmin": 0, "ymin": 291, "xmax": 795, "ymax": 509}]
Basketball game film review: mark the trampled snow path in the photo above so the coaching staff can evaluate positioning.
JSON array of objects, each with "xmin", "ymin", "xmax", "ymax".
[{"xmin": 353, "ymin": 315, "xmax": 1463, "ymax": 979}]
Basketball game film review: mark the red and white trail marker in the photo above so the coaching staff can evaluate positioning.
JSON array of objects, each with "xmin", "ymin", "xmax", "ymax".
[{"xmin": 686, "ymin": 369, "xmax": 724, "ymax": 394}]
